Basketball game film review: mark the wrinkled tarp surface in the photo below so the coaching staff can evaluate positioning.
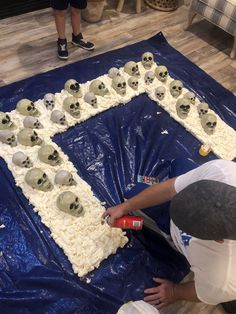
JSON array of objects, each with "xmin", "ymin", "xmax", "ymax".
[{"xmin": 0, "ymin": 32, "xmax": 235, "ymax": 314}]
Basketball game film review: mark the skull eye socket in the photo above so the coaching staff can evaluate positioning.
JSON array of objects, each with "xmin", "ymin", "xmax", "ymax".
[
  {"xmin": 76, "ymin": 102, "xmax": 79, "ymax": 107},
  {"xmin": 143, "ymin": 57, "xmax": 147, "ymax": 61},
  {"xmin": 70, "ymin": 104, "xmax": 75, "ymax": 109},
  {"xmin": 117, "ymin": 83, "xmax": 122, "ymax": 88},
  {"xmin": 178, "ymin": 87, "xmax": 182, "ymax": 91},
  {"xmin": 70, "ymin": 203, "xmax": 74, "ymax": 210},
  {"xmin": 98, "ymin": 85, "xmax": 102, "ymax": 89},
  {"xmin": 37, "ymin": 178, "xmax": 43, "ymax": 185},
  {"xmin": 27, "ymin": 106, "xmax": 32, "ymax": 111},
  {"xmin": 206, "ymin": 122, "xmax": 212, "ymax": 127},
  {"xmin": 43, "ymin": 173, "xmax": 46, "ymax": 178},
  {"xmin": 132, "ymin": 67, "xmax": 136, "ymax": 72},
  {"xmin": 213, "ymin": 122, "xmax": 217, "ymax": 126},
  {"xmin": 75, "ymin": 197, "xmax": 78, "ymax": 202},
  {"xmin": 164, "ymin": 71, "xmax": 168, "ymax": 75},
  {"xmin": 22, "ymin": 160, "xmax": 26, "ymax": 165},
  {"xmin": 31, "ymin": 136, "xmax": 36, "ymax": 142},
  {"xmin": 6, "ymin": 115, "xmax": 10, "ymax": 119},
  {"xmin": 46, "ymin": 100, "xmax": 50, "ymax": 104},
  {"xmin": 75, "ymin": 83, "xmax": 79, "ymax": 88},
  {"xmin": 148, "ymin": 57, "xmax": 152, "ymax": 61},
  {"xmin": 123, "ymin": 83, "xmax": 126, "ymax": 87},
  {"xmin": 2, "ymin": 119, "xmax": 8, "ymax": 124},
  {"xmin": 172, "ymin": 86, "xmax": 176, "ymax": 90},
  {"xmin": 48, "ymin": 154, "xmax": 53, "ymax": 160}
]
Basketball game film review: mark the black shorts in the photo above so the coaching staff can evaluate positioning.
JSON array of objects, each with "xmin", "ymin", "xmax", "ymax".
[{"xmin": 51, "ymin": 0, "xmax": 87, "ymax": 10}]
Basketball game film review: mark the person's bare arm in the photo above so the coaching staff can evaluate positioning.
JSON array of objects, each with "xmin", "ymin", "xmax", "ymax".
[{"xmin": 102, "ymin": 177, "xmax": 177, "ymax": 225}]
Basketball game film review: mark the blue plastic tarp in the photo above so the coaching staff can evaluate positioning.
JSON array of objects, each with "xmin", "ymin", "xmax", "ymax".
[{"xmin": 0, "ymin": 32, "xmax": 235, "ymax": 314}]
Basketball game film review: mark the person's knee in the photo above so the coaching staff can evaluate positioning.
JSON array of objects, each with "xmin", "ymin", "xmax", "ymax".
[
  {"xmin": 54, "ymin": 9, "xmax": 67, "ymax": 18},
  {"xmin": 71, "ymin": 7, "xmax": 80, "ymax": 15}
]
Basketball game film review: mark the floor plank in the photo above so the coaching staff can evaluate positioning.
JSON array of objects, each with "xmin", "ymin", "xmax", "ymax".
[{"xmin": 0, "ymin": 2, "xmax": 235, "ymax": 95}]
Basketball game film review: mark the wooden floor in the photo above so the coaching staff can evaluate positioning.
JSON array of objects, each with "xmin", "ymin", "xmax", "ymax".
[{"xmin": 0, "ymin": 1, "xmax": 235, "ymax": 94}]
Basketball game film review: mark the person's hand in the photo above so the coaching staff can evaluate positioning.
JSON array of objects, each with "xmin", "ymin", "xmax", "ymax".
[
  {"xmin": 101, "ymin": 202, "xmax": 130, "ymax": 225},
  {"xmin": 144, "ymin": 277, "xmax": 177, "ymax": 310}
]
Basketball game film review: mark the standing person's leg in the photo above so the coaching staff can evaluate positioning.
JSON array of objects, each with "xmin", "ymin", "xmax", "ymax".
[
  {"xmin": 51, "ymin": 0, "xmax": 69, "ymax": 60},
  {"xmin": 71, "ymin": 6, "xmax": 82, "ymax": 36},
  {"xmin": 54, "ymin": 10, "xmax": 67, "ymax": 40},
  {"xmin": 70, "ymin": 0, "xmax": 94, "ymax": 51}
]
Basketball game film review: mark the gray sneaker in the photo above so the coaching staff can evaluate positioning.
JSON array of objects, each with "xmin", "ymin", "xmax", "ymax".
[{"xmin": 71, "ymin": 33, "xmax": 94, "ymax": 51}]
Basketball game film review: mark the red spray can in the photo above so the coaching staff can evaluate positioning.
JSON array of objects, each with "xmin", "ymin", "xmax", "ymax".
[{"xmin": 103, "ymin": 215, "xmax": 143, "ymax": 230}]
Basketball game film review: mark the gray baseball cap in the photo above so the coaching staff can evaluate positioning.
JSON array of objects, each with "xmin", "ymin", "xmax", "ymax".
[{"xmin": 170, "ymin": 180, "xmax": 236, "ymax": 240}]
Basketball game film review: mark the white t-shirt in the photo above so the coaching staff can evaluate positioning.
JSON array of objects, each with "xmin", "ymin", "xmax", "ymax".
[{"xmin": 171, "ymin": 159, "xmax": 236, "ymax": 305}]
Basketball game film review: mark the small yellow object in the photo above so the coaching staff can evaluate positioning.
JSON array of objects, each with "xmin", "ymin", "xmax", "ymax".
[{"xmin": 199, "ymin": 143, "xmax": 212, "ymax": 156}]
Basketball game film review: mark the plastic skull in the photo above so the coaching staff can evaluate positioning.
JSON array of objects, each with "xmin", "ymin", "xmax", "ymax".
[
  {"xmin": 38, "ymin": 145, "xmax": 62, "ymax": 166},
  {"xmin": 55, "ymin": 170, "xmax": 77, "ymax": 186},
  {"xmin": 155, "ymin": 66, "xmax": 169, "ymax": 82},
  {"xmin": 63, "ymin": 96, "xmax": 80, "ymax": 118},
  {"xmin": 141, "ymin": 52, "xmax": 154, "ymax": 69},
  {"xmin": 84, "ymin": 92, "xmax": 98, "ymax": 108},
  {"xmin": 12, "ymin": 151, "xmax": 33, "ymax": 168},
  {"xmin": 17, "ymin": 129, "xmax": 42, "ymax": 147},
  {"xmin": 155, "ymin": 86, "xmax": 166, "ymax": 101},
  {"xmin": 124, "ymin": 61, "xmax": 140, "ymax": 77},
  {"xmin": 50, "ymin": 110, "xmax": 67, "ymax": 125},
  {"xmin": 0, "ymin": 112, "xmax": 16, "ymax": 130},
  {"xmin": 56, "ymin": 191, "xmax": 84, "ymax": 217},
  {"xmin": 128, "ymin": 77, "xmax": 139, "ymax": 90},
  {"xmin": 201, "ymin": 113, "xmax": 217, "ymax": 135},
  {"xmin": 144, "ymin": 71, "xmax": 155, "ymax": 85},
  {"xmin": 112, "ymin": 76, "xmax": 127, "ymax": 95},
  {"xmin": 43, "ymin": 93, "xmax": 55, "ymax": 110},
  {"xmin": 184, "ymin": 92, "xmax": 196, "ymax": 105},
  {"xmin": 169, "ymin": 80, "xmax": 183, "ymax": 97},
  {"xmin": 23, "ymin": 116, "xmax": 43, "ymax": 129},
  {"xmin": 0, "ymin": 130, "xmax": 17, "ymax": 147},
  {"xmin": 16, "ymin": 99, "xmax": 40, "ymax": 116},
  {"xmin": 64, "ymin": 79, "xmax": 82, "ymax": 98},
  {"xmin": 108, "ymin": 67, "xmax": 121, "ymax": 79},
  {"xmin": 176, "ymin": 98, "xmax": 191, "ymax": 119},
  {"xmin": 89, "ymin": 80, "xmax": 109, "ymax": 97},
  {"xmin": 25, "ymin": 168, "xmax": 53, "ymax": 191},
  {"xmin": 197, "ymin": 102, "xmax": 209, "ymax": 117}
]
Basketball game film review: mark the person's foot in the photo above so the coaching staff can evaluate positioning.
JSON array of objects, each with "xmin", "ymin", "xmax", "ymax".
[
  {"xmin": 71, "ymin": 33, "xmax": 94, "ymax": 51},
  {"xmin": 57, "ymin": 38, "xmax": 68, "ymax": 60}
]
